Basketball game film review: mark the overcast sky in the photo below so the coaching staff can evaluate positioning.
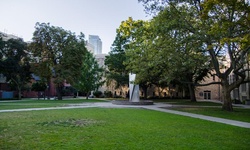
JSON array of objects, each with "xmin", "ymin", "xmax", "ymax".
[{"xmin": 0, "ymin": 0, "xmax": 149, "ymax": 54}]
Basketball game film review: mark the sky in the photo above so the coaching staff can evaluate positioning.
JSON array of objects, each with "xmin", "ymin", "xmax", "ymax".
[{"xmin": 0, "ymin": 0, "xmax": 149, "ymax": 54}]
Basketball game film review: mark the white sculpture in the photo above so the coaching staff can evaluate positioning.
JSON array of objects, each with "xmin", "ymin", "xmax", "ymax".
[{"xmin": 129, "ymin": 73, "xmax": 140, "ymax": 102}]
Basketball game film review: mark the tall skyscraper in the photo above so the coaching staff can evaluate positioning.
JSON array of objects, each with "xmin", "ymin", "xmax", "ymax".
[{"xmin": 88, "ymin": 35, "xmax": 102, "ymax": 54}]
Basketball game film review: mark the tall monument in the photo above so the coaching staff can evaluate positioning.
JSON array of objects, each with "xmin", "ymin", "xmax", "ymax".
[
  {"xmin": 112, "ymin": 73, "xmax": 153, "ymax": 105},
  {"xmin": 129, "ymin": 73, "xmax": 140, "ymax": 102}
]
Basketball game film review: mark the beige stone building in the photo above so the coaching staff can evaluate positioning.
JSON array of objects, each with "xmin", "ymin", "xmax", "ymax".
[
  {"xmin": 229, "ymin": 64, "xmax": 250, "ymax": 102},
  {"xmin": 195, "ymin": 72, "xmax": 223, "ymax": 101}
]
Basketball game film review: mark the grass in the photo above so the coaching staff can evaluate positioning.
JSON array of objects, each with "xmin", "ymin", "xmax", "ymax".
[
  {"xmin": 0, "ymin": 98, "xmax": 107, "ymax": 110},
  {"xmin": 156, "ymin": 99, "xmax": 250, "ymax": 123},
  {"xmin": 0, "ymin": 108, "xmax": 250, "ymax": 150},
  {"xmin": 156, "ymin": 99, "xmax": 222, "ymax": 106},
  {"xmin": 169, "ymin": 107, "xmax": 250, "ymax": 123}
]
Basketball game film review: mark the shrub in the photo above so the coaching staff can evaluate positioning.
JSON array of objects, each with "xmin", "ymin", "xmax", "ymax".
[
  {"xmin": 93, "ymin": 91, "xmax": 102, "ymax": 98},
  {"xmin": 104, "ymin": 91, "xmax": 112, "ymax": 98}
]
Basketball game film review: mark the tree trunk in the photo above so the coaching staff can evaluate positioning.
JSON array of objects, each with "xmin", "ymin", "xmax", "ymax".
[
  {"xmin": 56, "ymin": 85, "xmax": 63, "ymax": 100},
  {"xmin": 18, "ymin": 88, "xmax": 22, "ymax": 100},
  {"xmin": 169, "ymin": 86, "xmax": 172, "ymax": 99},
  {"xmin": 86, "ymin": 91, "xmax": 89, "ymax": 99},
  {"xmin": 188, "ymin": 83, "xmax": 196, "ymax": 102},
  {"xmin": 142, "ymin": 86, "xmax": 148, "ymax": 100},
  {"xmin": 43, "ymin": 91, "xmax": 46, "ymax": 100},
  {"xmin": 158, "ymin": 87, "xmax": 161, "ymax": 98},
  {"xmin": 221, "ymin": 84, "xmax": 233, "ymax": 111}
]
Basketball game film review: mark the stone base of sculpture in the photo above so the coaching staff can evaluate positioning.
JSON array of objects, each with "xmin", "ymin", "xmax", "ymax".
[{"xmin": 112, "ymin": 100, "xmax": 154, "ymax": 105}]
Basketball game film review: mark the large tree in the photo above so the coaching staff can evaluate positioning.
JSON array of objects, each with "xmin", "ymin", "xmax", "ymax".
[
  {"xmin": 139, "ymin": 0, "xmax": 250, "ymax": 111},
  {"xmin": 104, "ymin": 19, "xmax": 133, "ymax": 89},
  {"xmin": 150, "ymin": 5, "xmax": 210, "ymax": 102},
  {"xmin": 123, "ymin": 13, "xmax": 209, "ymax": 101},
  {"xmin": 0, "ymin": 37, "xmax": 32, "ymax": 99},
  {"xmin": 73, "ymin": 51, "xmax": 105, "ymax": 99},
  {"xmin": 122, "ymin": 18, "xmax": 163, "ymax": 99},
  {"xmin": 29, "ymin": 22, "xmax": 86, "ymax": 100}
]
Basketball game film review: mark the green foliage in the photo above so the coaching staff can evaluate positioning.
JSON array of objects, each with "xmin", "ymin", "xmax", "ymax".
[
  {"xmin": 105, "ymin": 52, "xmax": 128, "ymax": 88},
  {"xmin": 73, "ymin": 51, "xmax": 104, "ymax": 98},
  {"xmin": 121, "ymin": 11, "xmax": 209, "ymax": 101},
  {"xmin": 0, "ymin": 37, "xmax": 32, "ymax": 99},
  {"xmin": 105, "ymin": 18, "xmax": 143, "ymax": 88},
  {"xmin": 106, "ymin": 17, "xmax": 161, "ymax": 91},
  {"xmin": 29, "ymin": 22, "xmax": 86, "ymax": 99},
  {"xmin": 31, "ymin": 81, "xmax": 47, "ymax": 92},
  {"xmin": 93, "ymin": 91, "xmax": 103, "ymax": 98},
  {"xmin": 62, "ymin": 86, "xmax": 77, "ymax": 96},
  {"xmin": 104, "ymin": 90, "xmax": 113, "ymax": 98},
  {"xmin": 138, "ymin": 0, "xmax": 250, "ymax": 111}
]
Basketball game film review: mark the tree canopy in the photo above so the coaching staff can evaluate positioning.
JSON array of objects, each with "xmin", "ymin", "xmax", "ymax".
[
  {"xmin": 0, "ymin": 36, "xmax": 32, "ymax": 99},
  {"xmin": 138, "ymin": 0, "xmax": 250, "ymax": 111},
  {"xmin": 119, "ymin": 12, "xmax": 209, "ymax": 101},
  {"xmin": 29, "ymin": 22, "xmax": 86, "ymax": 100},
  {"xmin": 104, "ymin": 18, "xmax": 135, "ymax": 89},
  {"xmin": 73, "ymin": 51, "xmax": 105, "ymax": 99}
]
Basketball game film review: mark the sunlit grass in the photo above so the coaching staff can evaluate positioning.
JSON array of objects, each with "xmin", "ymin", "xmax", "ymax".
[
  {"xmin": 169, "ymin": 107, "xmax": 250, "ymax": 123},
  {"xmin": 0, "ymin": 108, "xmax": 250, "ymax": 149},
  {"xmin": 0, "ymin": 99, "xmax": 106, "ymax": 110},
  {"xmin": 159, "ymin": 99, "xmax": 222, "ymax": 106}
]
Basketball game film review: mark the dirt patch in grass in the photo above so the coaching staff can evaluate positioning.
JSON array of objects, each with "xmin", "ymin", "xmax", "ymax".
[{"xmin": 37, "ymin": 118, "xmax": 103, "ymax": 127}]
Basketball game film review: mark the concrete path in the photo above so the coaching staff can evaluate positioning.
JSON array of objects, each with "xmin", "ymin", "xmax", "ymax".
[
  {"xmin": 144, "ymin": 103, "xmax": 250, "ymax": 128},
  {"xmin": 1, "ymin": 102, "xmax": 250, "ymax": 129}
]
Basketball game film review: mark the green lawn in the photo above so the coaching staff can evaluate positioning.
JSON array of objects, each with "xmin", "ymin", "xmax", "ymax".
[
  {"xmin": 158, "ymin": 99, "xmax": 222, "ymax": 106},
  {"xmin": 0, "ymin": 99, "xmax": 106, "ymax": 110},
  {"xmin": 0, "ymin": 108, "xmax": 250, "ymax": 150},
  {"xmin": 157, "ymin": 99, "xmax": 250, "ymax": 123},
  {"xmin": 169, "ymin": 107, "xmax": 250, "ymax": 123}
]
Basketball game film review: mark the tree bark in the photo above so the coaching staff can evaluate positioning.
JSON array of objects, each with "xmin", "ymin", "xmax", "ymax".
[
  {"xmin": 56, "ymin": 85, "xmax": 63, "ymax": 100},
  {"xmin": 86, "ymin": 91, "xmax": 89, "ymax": 100},
  {"xmin": 221, "ymin": 83, "xmax": 233, "ymax": 111},
  {"xmin": 18, "ymin": 88, "xmax": 22, "ymax": 100},
  {"xmin": 142, "ymin": 86, "xmax": 148, "ymax": 100},
  {"xmin": 188, "ymin": 83, "xmax": 196, "ymax": 102}
]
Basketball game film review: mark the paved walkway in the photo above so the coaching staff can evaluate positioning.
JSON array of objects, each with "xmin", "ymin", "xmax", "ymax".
[{"xmin": 1, "ymin": 102, "xmax": 250, "ymax": 128}]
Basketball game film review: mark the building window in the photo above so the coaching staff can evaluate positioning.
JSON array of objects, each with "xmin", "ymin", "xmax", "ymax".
[{"xmin": 204, "ymin": 91, "xmax": 211, "ymax": 99}]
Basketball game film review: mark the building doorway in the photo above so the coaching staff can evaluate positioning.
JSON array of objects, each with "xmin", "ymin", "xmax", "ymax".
[{"xmin": 204, "ymin": 91, "xmax": 211, "ymax": 100}]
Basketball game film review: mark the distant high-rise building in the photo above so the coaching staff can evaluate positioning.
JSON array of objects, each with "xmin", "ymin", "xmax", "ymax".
[
  {"xmin": 89, "ymin": 35, "xmax": 102, "ymax": 54},
  {"xmin": 85, "ymin": 41, "xmax": 95, "ymax": 54}
]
